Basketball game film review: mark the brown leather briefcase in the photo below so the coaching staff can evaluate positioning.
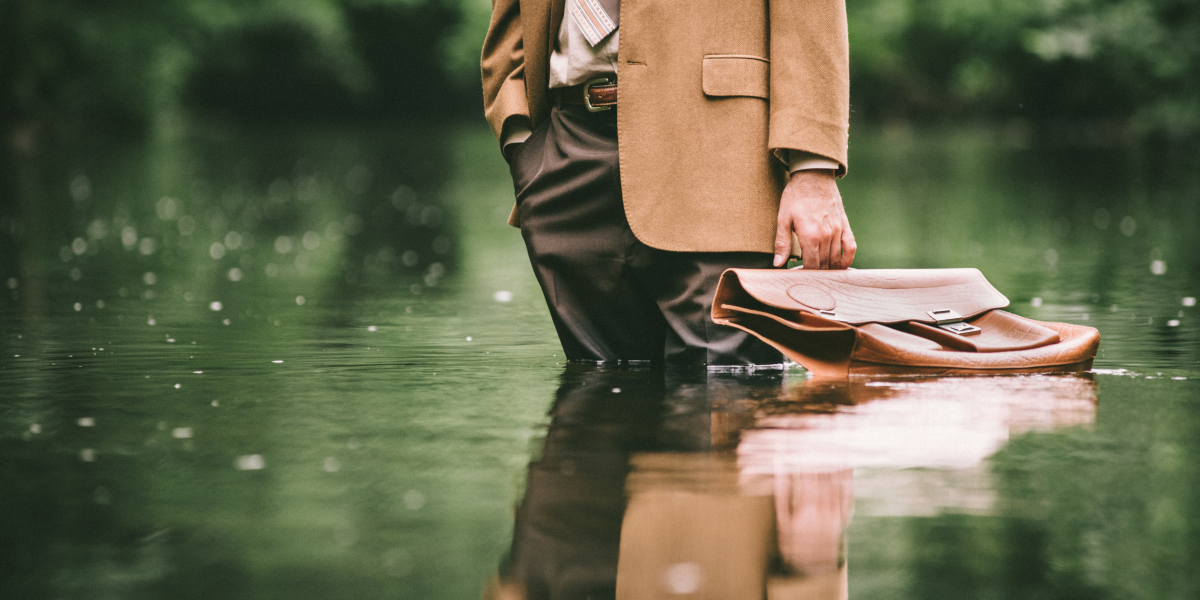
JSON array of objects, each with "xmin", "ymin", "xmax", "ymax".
[{"xmin": 712, "ymin": 268, "xmax": 1100, "ymax": 377}]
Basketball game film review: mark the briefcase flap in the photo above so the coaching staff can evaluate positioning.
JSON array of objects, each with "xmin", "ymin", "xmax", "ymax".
[{"xmin": 714, "ymin": 268, "xmax": 1009, "ymax": 326}]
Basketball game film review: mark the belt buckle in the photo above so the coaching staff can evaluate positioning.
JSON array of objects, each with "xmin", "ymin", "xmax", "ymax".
[{"xmin": 583, "ymin": 77, "xmax": 613, "ymax": 112}]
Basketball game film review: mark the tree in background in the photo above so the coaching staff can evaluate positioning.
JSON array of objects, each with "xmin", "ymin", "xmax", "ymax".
[
  {"xmin": 0, "ymin": 0, "xmax": 485, "ymax": 148},
  {"xmin": 1, "ymin": 0, "xmax": 1197, "ymax": 145},
  {"xmin": 847, "ymin": 0, "xmax": 1200, "ymax": 139}
]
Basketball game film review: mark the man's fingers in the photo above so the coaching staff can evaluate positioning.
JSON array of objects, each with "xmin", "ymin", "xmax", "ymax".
[
  {"xmin": 824, "ymin": 226, "xmax": 841, "ymax": 270},
  {"xmin": 839, "ymin": 224, "xmax": 857, "ymax": 269},
  {"xmin": 773, "ymin": 219, "xmax": 794, "ymax": 267},
  {"xmin": 802, "ymin": 240, "xmax": 822, "ymax": 269}
]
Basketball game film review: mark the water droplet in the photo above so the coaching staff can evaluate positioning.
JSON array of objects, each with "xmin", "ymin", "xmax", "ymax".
[
  {"xmin": 73, "ymin": 302, "xmax": 82, "ymax": 311},
  {"xmin": 29, "ymin": 424, "xmax": 41, "ymax": 434},
  {"xmin": 1031, "ymin": 297, "xmax": 1043, "ymax": 307},
  {"xmin": 70, "ymin": 174, "xmax": 91, "ymax": 202},
  {"xmin": 1150, "ymin": 260, "xmax": 1166, "ymax": 275},
  {"xmin": 80, "ymin": 448, "xmax": 96, "ymax": 462},
  {"xmin": 295, "ymin": 296, "xmax": 306, "ymax": 306},
  {"xmin": 77, "ymin": 417, "xmax": 94, "ymax": 427},
  {"xmin": 383, "ymin": 548, "xmax": 413, "ymax": 577},
  {"xmin": 274, "ymin": 236, "xmax": 293, "ymax": 254},
  {"xmin": 1172, "ymin": 377, "xmax": 1187, "ymax": 381},
  {"xmin": 1183, "ymin": 297, "xmax": 1196, "ymax": 307},
  {"xmin": 272, "ymin": 360, "xmax": 284, "ymax": 363},
  {"xmin": 302, "ymin": 231, "xmax": 321, "ymax": 250},
  {"xmin": 212, "ymin": 400, "xmax": 220, "ymax": 406},
  {"xmin": 96, "ymin": 299, "xmax": 105, "ymax": 309},
  {"xmin": 403, "ymin": 490, "xmax": 426, "ymax": 510},
  {"xmin": 210, "ymin": 242, "xmax": 226, "ymax": 260},
  {"xmin": 193, "ymin": 371, "xmax": 203, "ymax": 374},
  {"xmin": 167, "ymin": 338, "xmax": 176, "ymax": 343},
  {"xmin": 72, "ymin": 238, "xmax": 88, "ymax": 255},
  {"xmin": 465, "ymin": 336, "xmax": 472, "ymax": 341},
  {"xmin": 174, "ymin": 383, "xmax": 181, "ymax": 389},
  {"xmin": 178, "ymin": 215, "xmax": 196, "ymax": 236},
  {"xmin": 1167, "ymin": 320, "xmax": 1180, "ymax": 327},
  {"xmin": 223, "ymin": 319, "xmax": 231, "ymax": 325},
  {"xmin": 391, "ymin": 185, "xmax": 417, "ymax": 209},
  {"xmin": 235, "ymin": 454, "xmax": 265, "ymax": 470},
  {"xmin": 138, "ymin": 238, "xmax": 156, "ymax": 255},
  {"xmin": 323, "ymin": 457, "xmax": 341, "ymax": 472},
  {"xmin": 5, "ymin": 278, "xmax": 16, "ymax": 290},
  {"xmin": 1119, "ymin": 216, "xmax": 1137, "ymax": 237},
  {"xmin": 172, "ymin": 427, "xmax": 193, "ymax": 439},
  {"xmin": 494, "ymin": 290, "xmax": 514, "ymax": 302},
  {"xmin": 148, "ymin": 318, "xmax": 157, "ymax": 326},
  {"xmin": 156, "ymin": 197, "xmax": 179, "ymax": 220},
  {"xmin": 612, "ymin": 388, "xmax": 621, "ymax": 393},
  {"xmin": 210, "ymin": 301, "xmax": 223, "ymax": 311},
  {"xmin": 368, "ymin": 325, "xmax": 378, "ymax": 332},
  {"xmin": 224, "ymin": 231, "xmax": 243, "ymax": 250}
]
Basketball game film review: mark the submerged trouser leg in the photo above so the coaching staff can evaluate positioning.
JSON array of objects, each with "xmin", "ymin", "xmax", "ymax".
[{"xmin": 509, "ymin": 105, "xmax": 781, "ymax": 366}]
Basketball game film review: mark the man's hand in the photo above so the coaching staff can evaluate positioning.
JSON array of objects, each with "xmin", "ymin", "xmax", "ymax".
[{"xmin": 773, "ymin": 169, "xmax": 856, "ymax": 269}]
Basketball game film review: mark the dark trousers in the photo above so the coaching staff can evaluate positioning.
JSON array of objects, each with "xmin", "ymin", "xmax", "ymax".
[{"xmin": 508, "ymin": 105, "xmax": 781, "ymax": 365}]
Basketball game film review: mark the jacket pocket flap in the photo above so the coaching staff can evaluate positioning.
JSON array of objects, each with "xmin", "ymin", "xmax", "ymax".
[{"xmin": 702, "ymin": 55, "xmax": 769, "ymax": 99}]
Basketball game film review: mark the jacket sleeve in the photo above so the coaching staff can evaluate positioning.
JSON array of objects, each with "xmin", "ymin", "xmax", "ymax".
[
  {"xmin": 768, "ymin": 0, "xmax": 850, "ymax": 174},
  {"xmin": 481, "ymin": 0, "xmax": 532, "ymax": 149}
]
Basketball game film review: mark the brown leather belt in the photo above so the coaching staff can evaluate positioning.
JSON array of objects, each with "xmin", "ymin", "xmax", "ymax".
[{"xmin": 555, "ymin": 77, "xmax": 617, "ymax": 112}]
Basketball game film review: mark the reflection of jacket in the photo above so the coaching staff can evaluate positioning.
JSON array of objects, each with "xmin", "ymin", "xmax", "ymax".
[{"xmin": 481, "ymin": 0, "xmax": 850, "ymax": 254}]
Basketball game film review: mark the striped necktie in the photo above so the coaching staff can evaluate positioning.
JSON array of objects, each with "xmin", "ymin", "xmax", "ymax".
[{"xmin": 571, "ymin": 0, "xmax": 620, "ymax": 46}]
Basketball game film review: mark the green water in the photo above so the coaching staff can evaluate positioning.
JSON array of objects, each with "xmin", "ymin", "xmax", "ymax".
[{"xmin": 1, "ymin": 121, "xmax": 1197, "ymax": 599}]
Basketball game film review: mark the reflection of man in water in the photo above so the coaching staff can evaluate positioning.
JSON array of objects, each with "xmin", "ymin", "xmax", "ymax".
[
  {"xmin": 485, "ymin": 367, "xmax": 853, "ymax": 600},
  {"xmin": 481, "ymin": 0, "xmax": 854, "ymax": 365},
  {"xmin": 487, "ymin": 367, "xmax": 671, "ymax": 599}
]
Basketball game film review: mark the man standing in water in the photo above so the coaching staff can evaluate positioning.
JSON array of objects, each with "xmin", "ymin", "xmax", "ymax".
[{"xmin": 481, "ymin": 0, "xmax": 854, "ymax": 365}]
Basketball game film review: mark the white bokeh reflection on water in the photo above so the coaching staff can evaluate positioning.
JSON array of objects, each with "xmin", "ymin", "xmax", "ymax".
[
  {"xmin": 606, "ymin": 374, "xmax": 1099, "ymax": 600},
  {"xmin": 741, "ymin": 375, "xmax": 1097, "ymax": 521},
  {"xmin": 0, "ymin": 122, "xmax": 1197, "ymax": 599}
]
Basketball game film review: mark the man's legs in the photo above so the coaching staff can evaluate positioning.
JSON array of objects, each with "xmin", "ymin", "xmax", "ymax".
[{"xmin": 510, "ymin": 104, "xmax": 780, "ymax": 366}]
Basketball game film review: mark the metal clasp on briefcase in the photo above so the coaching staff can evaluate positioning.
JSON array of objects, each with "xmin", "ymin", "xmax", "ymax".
[{"xmin": 927, "ymin": 309, "xmax": 982, "ymax": 336}]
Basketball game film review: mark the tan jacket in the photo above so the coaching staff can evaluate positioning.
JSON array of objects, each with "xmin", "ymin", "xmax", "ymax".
[{"xmin": 481, "ymin": 0, "xmax": 850, "ymax": 253}]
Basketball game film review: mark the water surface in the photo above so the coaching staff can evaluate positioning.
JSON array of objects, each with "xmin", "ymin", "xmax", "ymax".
[{"xmin": 1, "ymin": 121, "xmax": 1197, "ymax": 598}]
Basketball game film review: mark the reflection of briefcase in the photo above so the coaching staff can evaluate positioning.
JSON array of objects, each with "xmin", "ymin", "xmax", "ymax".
[{"xmin": 712, "ymin": 268, "xmax": 1100, "ymax": 378}]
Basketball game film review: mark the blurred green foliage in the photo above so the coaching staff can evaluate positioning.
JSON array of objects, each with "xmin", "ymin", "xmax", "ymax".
[
  {"xmin": 0, "ymin": 0, "xmax": 487, "ymax": 141},
  {"xmin": 847, "ymin": 0, "xmax": 1200, "ymax": 138},
  {"xmin": 1, "ymin": 0, "xmax": 1198, "ymax": 140}
]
